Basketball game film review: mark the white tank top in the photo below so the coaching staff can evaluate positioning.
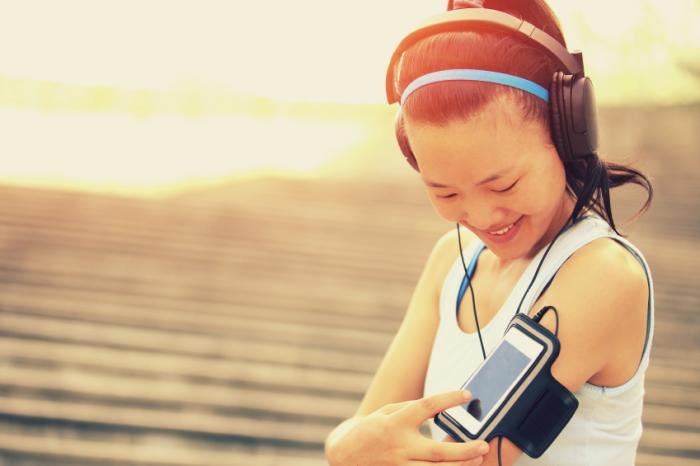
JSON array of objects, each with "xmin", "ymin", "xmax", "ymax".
[{"xmin": 423, "ymin": 213, "xmax": 655, "ymax": 466}]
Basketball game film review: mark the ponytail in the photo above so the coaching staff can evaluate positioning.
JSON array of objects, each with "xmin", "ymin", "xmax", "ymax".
[{"xmin": 566, "ymin": 154, "xmax": 654, "ymax": 236}]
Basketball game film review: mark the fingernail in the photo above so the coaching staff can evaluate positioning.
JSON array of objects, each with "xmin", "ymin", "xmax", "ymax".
[
  {"xmin": 462, "ymin": 390, "xmax": 471, "ymax": 399},
  {"xmin": 479, "ymin": 442, "xmax": 489, "ymax": 454}
]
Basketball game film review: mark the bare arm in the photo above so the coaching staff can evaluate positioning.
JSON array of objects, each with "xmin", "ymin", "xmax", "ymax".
[{"xmin": 479, "ymin": 238, "xmax": 649, "ymax": 465}]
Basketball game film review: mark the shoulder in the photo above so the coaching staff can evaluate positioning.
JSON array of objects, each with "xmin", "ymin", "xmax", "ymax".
[
  {"xmin": 556, "ymin": 236, "xmax": 648, "ymax": 305},
  {"xmin": 528, "ymin": 235, "xmax": 649, "ymax": 392}
]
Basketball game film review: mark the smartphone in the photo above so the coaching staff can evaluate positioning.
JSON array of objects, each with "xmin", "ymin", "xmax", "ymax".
[{"xmin": 435, "ymin": 325, "xmax": 547, "ymax": 440}]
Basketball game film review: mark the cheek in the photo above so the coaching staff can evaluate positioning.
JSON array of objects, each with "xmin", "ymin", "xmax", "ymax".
[
  {"xmin": 523, "ymin": 167, "xmax": 567, "ymax": 219},
  {"xmin": 519, "ymin": 182, "xmax": 551, "ymax": 213}
]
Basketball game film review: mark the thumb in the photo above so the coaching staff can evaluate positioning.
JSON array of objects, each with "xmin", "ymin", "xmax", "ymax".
[
  {"xmin": 442, "ymin": 434, "xmax": 457, "ymax": 443},
  {"xmin": 395, "ymin": 389, "xmax": 472, "ymax": 426}
]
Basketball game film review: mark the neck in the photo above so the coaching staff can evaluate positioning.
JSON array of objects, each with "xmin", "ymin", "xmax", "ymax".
[{"xmin": 493, "ymin": 194, "xmax": 577, "ymax": 271}]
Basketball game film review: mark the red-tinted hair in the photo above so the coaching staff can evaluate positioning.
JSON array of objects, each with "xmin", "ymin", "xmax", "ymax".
[{"xmin": 390, "ymin": 0, "xmax": 653, "ymax": 235}]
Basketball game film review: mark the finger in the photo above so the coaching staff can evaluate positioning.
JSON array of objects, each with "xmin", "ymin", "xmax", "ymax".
[
  {"xmin": 443, "ymin": 434, "xmax": 456, "ymax": 443},
  {"xmin": 394, "ymin": 389, "xmax": 472, "ymax": 426},
  {"xmin": 376, "ymin": 399, "xmax": 412, "ymax": 415},
  {"xmin": 406, "ymin": 435, "xmax": 489, "ymax": 462}
]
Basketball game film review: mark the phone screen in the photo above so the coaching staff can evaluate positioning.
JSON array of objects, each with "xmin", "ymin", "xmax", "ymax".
[
  {"xmin": 444, "ymin": 328, "xmax": 544, "ymax": 433},
  {"xmin": 463, "ymin": 340, "xmax": 531, "ymax": 420}
]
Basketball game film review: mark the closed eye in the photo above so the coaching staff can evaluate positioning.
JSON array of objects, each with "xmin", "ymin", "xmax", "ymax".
[
  {"xmin": 436, "ymin": 179, "xmax": 519, "ymax": 198},
  {"xmin": 493, "ymin": 179, "xmax": 519, "ymax": 193}
]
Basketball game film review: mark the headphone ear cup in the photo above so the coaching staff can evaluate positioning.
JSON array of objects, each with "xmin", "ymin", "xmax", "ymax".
[
  {"xmin": 559, "ymin": 73, "xmax": 577, "ymax": 160},
  {"xmin": 395, "ymin": 110, "xmax": 420, "ymax": 171},
  {"xmin": 548, "ymin": 71, "xmax": 569, "ymax": 161},
  {"xmin": 567, "ymin": 75, "xmax": 600, "ymax": 157}
]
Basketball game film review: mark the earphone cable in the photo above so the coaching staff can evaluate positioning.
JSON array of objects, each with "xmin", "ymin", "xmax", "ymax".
[
  {"xmin": 512, "ymin": 216, "xmax": 574, "ymax": 318},
  {"xmin": 469, "ymin": 278, "xmax": 486, "ymax": 360},
  {"xmin": 457, "ymin": 223, "xmax": 487, "ymax": 360}
]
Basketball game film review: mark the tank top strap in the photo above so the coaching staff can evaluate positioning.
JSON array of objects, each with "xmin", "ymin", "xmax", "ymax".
[
  {"xmin": 439, "ymin": 233, "xmax": 485, "ymax": 321},
  {"xmin": 455, "ymin": 242, "xmax": 487, "ymax": 315},
  {"xmin": 597, "ymin": 232, "xmax": 655, "ymax": 375}
]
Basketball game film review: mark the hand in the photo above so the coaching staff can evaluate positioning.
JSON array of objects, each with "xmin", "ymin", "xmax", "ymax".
[{"xmin": 328, "ymin": 389, "xmax": 490, "ymax": 465}]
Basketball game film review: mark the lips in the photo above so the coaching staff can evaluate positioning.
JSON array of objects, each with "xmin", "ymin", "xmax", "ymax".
[
  {"xmin": 479, "ymin": 215, "xmax": 524, "ymax": 244},
  {"xmin": 489, "ymin": 222, "xmax": 516, "ymax": 235},
  {"xmin": 485, "ymin": 216, "xmax": 523, "ymax": 235}
]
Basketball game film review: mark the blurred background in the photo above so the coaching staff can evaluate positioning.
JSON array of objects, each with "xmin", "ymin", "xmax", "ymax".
[{"xmin": 0, "ymin": 0, "xmax": 698, "ymax": 464}]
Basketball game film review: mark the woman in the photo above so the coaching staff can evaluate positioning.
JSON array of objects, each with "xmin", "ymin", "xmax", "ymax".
[{"xmin": 325, "ymin": 1, "xmax": 654, "ymax": 465}]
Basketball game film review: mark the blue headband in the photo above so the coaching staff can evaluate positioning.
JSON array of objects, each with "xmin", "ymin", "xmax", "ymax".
[{"xmin": 400, "ymin": 69, "xmax": 549, "ymax": 106}]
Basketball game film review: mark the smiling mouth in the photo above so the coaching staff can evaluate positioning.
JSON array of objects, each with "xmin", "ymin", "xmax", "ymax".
[
  {"xmin": 484, "ymin": 216, "xmax": 523, "ymax": 235},
  {"xmin": 458, "ymin": 216, "xmax": 524, "ymax": 236},
  {"xmin": 489, "ymin": 222, "xmax": 516, "ymax": 235}
]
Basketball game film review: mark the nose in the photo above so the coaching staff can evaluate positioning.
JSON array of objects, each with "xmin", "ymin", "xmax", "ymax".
[{"xmin": 459, "ymin": 201, "xmax": 508, "ymax": 232}]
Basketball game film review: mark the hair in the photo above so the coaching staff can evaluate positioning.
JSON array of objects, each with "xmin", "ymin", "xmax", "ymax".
[{"xmin": 391, "ymin": 0, "xmax": 653, "ymax": 237}]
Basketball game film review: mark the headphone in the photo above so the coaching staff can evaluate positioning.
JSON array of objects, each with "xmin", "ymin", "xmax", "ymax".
[{"xmin": 385, "ymin": 3, "xmax": 600, "ymax": 170}]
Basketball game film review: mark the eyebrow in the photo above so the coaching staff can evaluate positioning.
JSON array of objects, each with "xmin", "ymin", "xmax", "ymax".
[{"xmin": 425, "ymin": 167, "xmax": 513, "ymax": 188}]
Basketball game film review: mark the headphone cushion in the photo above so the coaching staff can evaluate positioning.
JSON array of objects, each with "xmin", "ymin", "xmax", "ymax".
[
  {"xmin": 548, "ymin": 71, "xmax": 568, "ymax": 160},
  {"xmin": 559, "ymin": 73, "xmax": 577, "ymax": 158}
]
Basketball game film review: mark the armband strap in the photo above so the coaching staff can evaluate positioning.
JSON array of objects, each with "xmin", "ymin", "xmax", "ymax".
[{"xmin": 488, "ymin": 364, "xmax": 578, "ymax": 457}]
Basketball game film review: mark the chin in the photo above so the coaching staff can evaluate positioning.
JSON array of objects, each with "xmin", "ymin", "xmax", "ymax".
[{"xmin": 487, "ymin": 242, "xmax": 527, "ymax": 261}]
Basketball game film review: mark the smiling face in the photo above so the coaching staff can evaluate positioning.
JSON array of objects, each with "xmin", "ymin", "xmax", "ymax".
[{"xmin": 404, "ymin": 95, "xmax": 576, "ymax": 263}]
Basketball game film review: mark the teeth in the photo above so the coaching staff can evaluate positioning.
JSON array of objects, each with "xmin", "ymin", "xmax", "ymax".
[{"xmin": 490, "ymin": 222, "xmax": 515, "ymax": 235}]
